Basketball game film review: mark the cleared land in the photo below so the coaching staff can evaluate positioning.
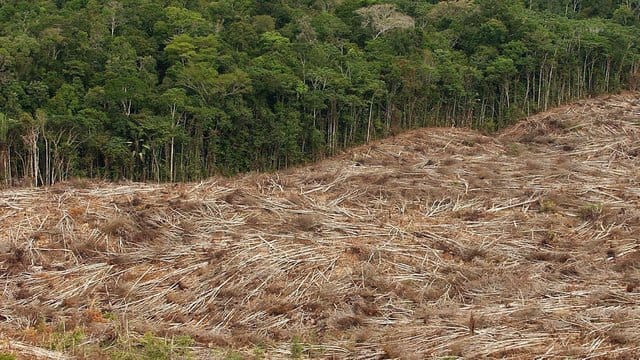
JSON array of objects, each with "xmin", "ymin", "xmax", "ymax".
[{"xmin": 1, "ymin": 93, "xmax": 640, "ymax": 359}]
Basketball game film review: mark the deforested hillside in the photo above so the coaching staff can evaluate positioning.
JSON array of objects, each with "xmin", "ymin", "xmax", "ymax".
[{"xmin": 1, "ymin": 93, "xmax": 640, "ymax": 359}]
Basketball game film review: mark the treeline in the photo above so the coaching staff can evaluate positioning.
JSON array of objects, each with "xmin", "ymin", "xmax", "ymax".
[{"xmin": 0, "ymin": 0, "xmax": 639, "ymax": 184}]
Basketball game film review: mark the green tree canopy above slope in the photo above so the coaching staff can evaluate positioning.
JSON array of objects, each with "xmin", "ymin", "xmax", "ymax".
[{"xmin": 0, "ymin": 0, "xmax": 638, "ymax": 184}]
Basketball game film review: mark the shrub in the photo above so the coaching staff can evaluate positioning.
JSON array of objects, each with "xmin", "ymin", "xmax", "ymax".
[
  {"xmin": 140, "ymin": 333, "xmax": 172, "ymax": 360},
  {"xmin": 111, "ymin": 333, "xmax": 194, "ymax": 360},
  {"xmin": 506, "ymin": 143, "xmax": 521, "ymax": 156},
  {"xmin": 48, "ymin": 328, "xmax": 85, "ymax": 352},
  {"xmin": 290, "ymin": 336, "xmax": 304, "ymax": 359},
  {"xmin": 578, "ymin": 203, "xmax": 602, "ymax": 221},
  {"xmin": 539, "ymin": 199, "xmax": 557, "ymax": 213},
  {"xmin": 225, "ymin": 351, "xmax": 244, "ymax": 360},
  {"xmin": 253, "ymin": 345, "xmax": 266, "ymax": 359}
]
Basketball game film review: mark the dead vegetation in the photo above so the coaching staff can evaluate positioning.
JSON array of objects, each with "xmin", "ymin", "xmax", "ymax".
[{"xmin": 1, "ymin": 93, "xmax": 640, "ymax": 359}]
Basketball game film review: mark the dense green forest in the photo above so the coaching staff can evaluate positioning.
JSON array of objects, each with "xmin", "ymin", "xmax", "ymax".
[{"xmin": 0, "ymin": 0, "xmax": 639, "ymax": 184}]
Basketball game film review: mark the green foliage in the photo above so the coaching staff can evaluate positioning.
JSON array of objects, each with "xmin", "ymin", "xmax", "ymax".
[
  {"xmin": 539, "ymin": 199, "xmax": 558, "ymax": 213},
  {"xmin": 48, "ymin": 328, "xmax": 85, "ymax": 352},
  {"xmin": 174, "ymin": 335, "xmax": 196, "ymax": 356},
  {"xmin": 225, "ymin": 351, "xmax": 244, "ymax": 360},
  {"xmin": 102, "ymin": 311, "xmax": 117, "ymax": 321},
  {"xmin": 613, "ymin": 5, "xmax": 638, "ymax": 26},
  {"xmin": 252, "ymin": 345, "xmax": 266, "ymax": 359},
  {"xmin": 290, "ymin": 336, "xmax": 304, "ymax": 359},
  {"xmin": 0, "ymin": 0, "xmax": 638, "ymax": 184},
  {"xmin": 0, "ymin": 353, "xmax": 17, "ymax": 360},
  {"xmin": 139, "ymin": 333, "xmax": 172, "ymax": 359},
  {"xmin": 111, "ymin": 333, "xmax": 195, "ymax": 360}
]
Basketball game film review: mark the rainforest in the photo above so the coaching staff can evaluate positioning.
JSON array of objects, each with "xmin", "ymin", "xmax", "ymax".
[{"xmin": 0, "ymin": 0, "xmax": 639, "ymax": 184}]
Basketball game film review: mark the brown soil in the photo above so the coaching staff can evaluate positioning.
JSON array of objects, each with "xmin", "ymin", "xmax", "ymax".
[{"xmin": 1, "ymin": 93, "xmax": 640, "ymax": 359}]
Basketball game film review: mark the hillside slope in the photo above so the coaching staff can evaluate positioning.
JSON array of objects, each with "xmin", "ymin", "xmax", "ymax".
[{"xmin": 1, "ymin": 94, "xmax": 640, "ymax": 359}]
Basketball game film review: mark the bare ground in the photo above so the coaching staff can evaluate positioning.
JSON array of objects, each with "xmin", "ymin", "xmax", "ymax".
[{"xmin": 1, "ymin": 93, "xmax": 640, "ymax": 359}]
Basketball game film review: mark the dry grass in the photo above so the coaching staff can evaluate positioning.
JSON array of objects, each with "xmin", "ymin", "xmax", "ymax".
[{"xmin": 1, "ymin": 93, "xmax": 640, "ymax": 358}]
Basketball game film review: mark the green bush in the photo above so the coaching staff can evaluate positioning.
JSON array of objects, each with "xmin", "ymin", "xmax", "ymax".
[
  {"xmin": 290, "ymin": 336, "xmax": 304, "ymax": 359},
  {"xmin": 48, "ymin": 328, "xmax": 85, "ymax": 352},
  {"xmin": 112, "ymin": 333, "xmax": 194, "ymax": 360}
]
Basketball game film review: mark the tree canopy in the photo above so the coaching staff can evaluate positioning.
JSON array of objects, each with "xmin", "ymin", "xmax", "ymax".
[{"xmin": 0, "ymin": 0, "xmax": 639, "ymax": 184}]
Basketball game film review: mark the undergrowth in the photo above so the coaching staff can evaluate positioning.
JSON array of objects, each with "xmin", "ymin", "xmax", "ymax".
[{"xmin": 111, "ymin": 333, "xmax": 195, "ymax": 360}]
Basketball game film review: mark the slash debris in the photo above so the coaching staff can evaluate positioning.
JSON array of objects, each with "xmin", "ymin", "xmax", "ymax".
[{"xmin": 1, "ymin": 93, "xmax": 639, "ymax": 359}]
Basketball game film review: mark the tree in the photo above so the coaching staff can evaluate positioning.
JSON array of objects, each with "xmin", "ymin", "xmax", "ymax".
[
  {"xmin": 613, "ymin": 4, "xmax": 637, "ymax": 25},
  {"xmin": 0, "ymin": 113, "xmax": 18, "ymax": 185},
  {"xmin": 160, "ymin": 88, "xmax": 187, "ymax": 182},
  {"xmin": 165, "ymin": 6, "xmax": 210, "ymax": 36},
  {"xmin": 105, "ymin": 0, "xmax": 123, "ymax": 36},
  {"xmin": 104, "ymin": 38, "xmax": 148, "ymax": 116},
  {"xmin": 356, "ymin": 4, "xmax": 415, "ymax": 39}
]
